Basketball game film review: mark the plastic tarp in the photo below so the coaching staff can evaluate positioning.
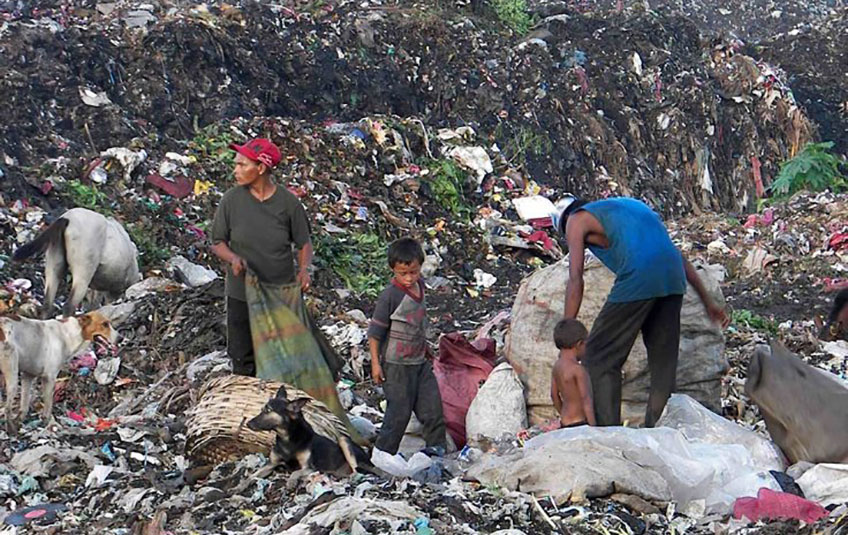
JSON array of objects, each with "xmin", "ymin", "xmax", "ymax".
[
  {"xmin": 468, "ymin": 397, "xmax": 782, "ymax": 514},
  {"xmin": 657, "ymin": 393, "xmax": 786, "ymax": 470}
]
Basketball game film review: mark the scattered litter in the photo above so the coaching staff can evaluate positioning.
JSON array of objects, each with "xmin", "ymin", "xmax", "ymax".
[
  {"xmin": 94, "ymin": 357, "xmax": 121, "ymax": 385},
  {"xmin": 79, "ymin": 87, "xmax": 113, "ymax": 107},
  {"xmin": 3, "ymin": 503, "xmax": 68, "ymax": 527},
  {"xmin": 473, "ymin": 269, "xmax": 497, "ymax": 289},
  {"xmin": 166, "ymin": 255, "xmax": 218, "ymax": 287}
]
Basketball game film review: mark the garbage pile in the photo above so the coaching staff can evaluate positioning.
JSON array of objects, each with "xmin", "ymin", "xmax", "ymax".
[
  {"xmin": 1, "ymin": 0, "xmax": 848, "ymax": 534},
  {"xmin": 0, "ymin": 0, "xmax": 817, "ymax": 218},
  {"xmin": 527, "ymin": 0, "xmax": 841, "ymax": 41},
  {"xmin": 754, "ymin": 8, "xmax": 848, "ymax": 157}
]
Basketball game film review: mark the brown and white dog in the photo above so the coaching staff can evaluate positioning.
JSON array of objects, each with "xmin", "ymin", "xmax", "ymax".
[
  {"xmin": 0, "ymin": 311, "xmax": 117, "ymax": 433},
  {"xmin": 13, "ymin": 208, "xmax": 141, "ymax": 318}
]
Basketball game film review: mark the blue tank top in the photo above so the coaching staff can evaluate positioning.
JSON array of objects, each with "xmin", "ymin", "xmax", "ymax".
[{"xmin": 580, "ymin": 198, "xmax": 686, "ymax": 303}]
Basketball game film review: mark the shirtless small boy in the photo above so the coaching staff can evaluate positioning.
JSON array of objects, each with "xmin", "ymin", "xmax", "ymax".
[{"xmin": 551, "ymin": 319, "xmax": 596, "ymax": 427}]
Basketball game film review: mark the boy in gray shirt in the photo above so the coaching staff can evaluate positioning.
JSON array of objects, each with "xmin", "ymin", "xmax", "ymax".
[{"xmin": 368, "ymin": 238, "xmax": 446, "ymax": 456}]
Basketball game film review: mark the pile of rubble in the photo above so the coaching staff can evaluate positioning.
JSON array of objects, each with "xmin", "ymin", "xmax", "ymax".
[
  {"xmin": 0, "ymin": 0, "xmax": 819, "ymax": 217},
  {"xmin": 1, "ymin": 0, "xmax": 847, "ymax": 533},
  {"xmin": 755, "ymin": 8, "xmax": 848, "ymax": 157}
]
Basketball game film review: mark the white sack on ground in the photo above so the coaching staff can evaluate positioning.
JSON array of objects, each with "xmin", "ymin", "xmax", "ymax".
[{"xmin": 465, "ymin": 363, "xmax": 527, "ymax": 446}]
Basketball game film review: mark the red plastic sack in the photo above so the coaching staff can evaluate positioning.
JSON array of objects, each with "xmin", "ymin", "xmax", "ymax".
[
  {"xmin": 733, "ymin": 488, "xmax": 829, "ymax": 524},
  {"xmin": 146, "ymin": 173, "xmax": 195, "ymax": 199},
  {"xmin": 433, "ymin": 333, "xmax": 497, "ymax": 448}
]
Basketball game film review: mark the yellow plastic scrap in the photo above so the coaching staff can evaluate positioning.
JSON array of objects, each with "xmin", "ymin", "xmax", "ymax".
[
  {"xmin": 194, "ymin": 180, "xmax": 213, "ymax": 196},
  {"xmin": 368, "ymin": 119, "xmax": 388, "ymax": 145}
]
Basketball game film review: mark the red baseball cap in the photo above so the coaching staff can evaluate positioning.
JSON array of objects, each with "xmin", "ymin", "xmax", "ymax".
[{"xmin": 229, "ymin": 138, "xmax": 282, "ymax": 168}]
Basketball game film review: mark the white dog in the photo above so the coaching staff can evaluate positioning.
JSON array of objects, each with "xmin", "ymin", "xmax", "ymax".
[
  {"xmin": 0, "ymin": 311, "xmax": 118, "ymax": 433},
  {"xmin": 13, "ymin": 208, "xmax": 141, "ymax": 318}
]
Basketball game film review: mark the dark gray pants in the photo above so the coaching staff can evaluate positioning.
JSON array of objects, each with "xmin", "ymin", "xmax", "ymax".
[
  {"xmin": 376, "ymin": 361, "xmax": 446, "ymax": 455},
  {"xmin": 584, "ymin": 294, "xmax": 683, "ymax": 427},
  {"xmin": 227, "ymin": 297, "xmax": 255, "ymax": 377}
]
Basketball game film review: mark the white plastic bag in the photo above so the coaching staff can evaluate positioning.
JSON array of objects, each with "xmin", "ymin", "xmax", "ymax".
[
  {"xmin": 465, "ymin": 363, "xmax": 527, "ymax": 446},
  {"xmin": 658, "ymin": 393, "xmax": 785, "ymax": 471},
  {"xmin": 797, "ymin": 464, "xmax": 848, "ymax": 507},
  {"xmin": 370, "ymin": 449, "xmax": 432, "ymax": 478},
  {"xmin": 516, "ymin": 425, "xmax": 780, "ymax": 513}
]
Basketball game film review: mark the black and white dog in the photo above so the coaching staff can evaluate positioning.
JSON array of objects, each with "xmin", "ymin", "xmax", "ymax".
[{"xmin": 247, "ymin": 386, "xmax": 378, "ymax": 479}]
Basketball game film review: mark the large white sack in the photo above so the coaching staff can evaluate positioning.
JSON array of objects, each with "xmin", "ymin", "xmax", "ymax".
[
  {"xmin": 506, "ymin": 254, "xmax": 726, "ymax": 425},
  {"xmin": 466, "ymin": 438, "xmax": 672, "ymax": 505},
  {"xmin": 465, "ymin": 363, "xmax": 528, "ymax": 446}
]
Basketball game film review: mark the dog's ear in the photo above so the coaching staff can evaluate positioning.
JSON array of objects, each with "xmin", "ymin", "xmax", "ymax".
[
  {"xmin": 275, "ymin": 385, "xmax": 288, "ymax": 400},
  {"xmin": 267, "ymin": 398, "xmax": 288, "ymax": 414},
  {"xmin": 78, "ymin": 313, "xmax": 93, "ymax": 328},
  {"xmin": 286, "ymin": 398, "xmax": 308, "ymax": 416}
]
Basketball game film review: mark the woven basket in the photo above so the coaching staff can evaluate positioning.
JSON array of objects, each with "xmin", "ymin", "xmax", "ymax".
[{"xmin": 185, "ymin": 374, "xmax": 350, "ymax": 465}]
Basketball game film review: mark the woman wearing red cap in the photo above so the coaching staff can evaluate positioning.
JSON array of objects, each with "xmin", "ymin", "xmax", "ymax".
[{"xmin": 210, "ymin": 138, "xmax": 313, "ymax": 376}]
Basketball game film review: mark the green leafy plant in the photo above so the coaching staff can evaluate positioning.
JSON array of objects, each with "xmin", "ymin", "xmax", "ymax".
[
  {"xmin": 495, "ymin": 124, "xmax": 552, "ymax": 168},
  {"xmin": 491, "ymin": 0, "xmax": 534, "ymax": 34},
  {"xmin": 127, "ymin": 224, "xmax": 170, "ymax": 270},
  {"xmin": 425, "ymin": 159, "xmax": 470, "ymax": 216},
  {"xmin": 189, "ymin": 123, "xmax": 237, "ymax": 168},
  {"xmin": 315, "ymin": 232, "xmax": 389, "ymax": 298},
  {"xmin": 771, "ymin": 141, "xmax": 847, "ymax": 196},
  {"xmin": 732, "ymin": 309, "xmax": 778, "ymax": 335},
  {"xmin": 65, "ymin": 180, "xmax": 111, "ymax": 212}
]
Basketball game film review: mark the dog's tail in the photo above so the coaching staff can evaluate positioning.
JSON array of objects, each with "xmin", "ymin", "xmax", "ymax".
[{"xmin": 12, "ymin": 217, "xmax": 69, "ymax": 261}]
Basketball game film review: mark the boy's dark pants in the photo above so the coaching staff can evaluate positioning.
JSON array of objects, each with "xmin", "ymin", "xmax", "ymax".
[
  {"xmin": 227, "ymin": 297, "xmax": 256, "ymax": 376},
  {"xmin": 376, "ymin": 361, "xmax": 446, "ymax": 455},
  {"xmin": 584, "ymin": 294, "xmax": 683, "ymax": 428}
]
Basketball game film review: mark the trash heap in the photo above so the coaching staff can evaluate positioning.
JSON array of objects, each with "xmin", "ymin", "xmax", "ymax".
[
  {"xmin": 666, "ymin": 191, "xmax": 848, "ymax": 427},
  {"xmin": 0, "ymin": 0, "xmax": 818, "ymax": 217},
  {"xmin": 754, "ymin": 8, "xmax": 848, "ymax": 157},
  {"xmin": 527, "ymin": 0, "xmax": 841, "ymax": 41},
  {"xmin": 1, "ymin": 0, "xmax": 847, "ymax": 533}
]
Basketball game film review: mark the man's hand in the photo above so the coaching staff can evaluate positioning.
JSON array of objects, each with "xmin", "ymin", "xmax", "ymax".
[
  {"xmin": 371, "ymin": 362, "xmax": 385, "ymax": 384},
  {"xmin": 297, "ymin": 268, "xmax": 311, "ymax": 292},
  {"xmin": 230, "ymin": 255, "xmax": 247, "ymax": 277},
  {"xmin": 706, "ymin": 301, "xmax": 730, "ymax": 328}
]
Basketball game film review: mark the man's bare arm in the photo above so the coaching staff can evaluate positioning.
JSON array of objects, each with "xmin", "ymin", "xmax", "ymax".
[
  {"xmin": 564, "ymin": 216, "xmax": 587, "ymax": 318},
  {"xmin": 576, "ymin": 368, "xmax": 596, "ymax": 426}
]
